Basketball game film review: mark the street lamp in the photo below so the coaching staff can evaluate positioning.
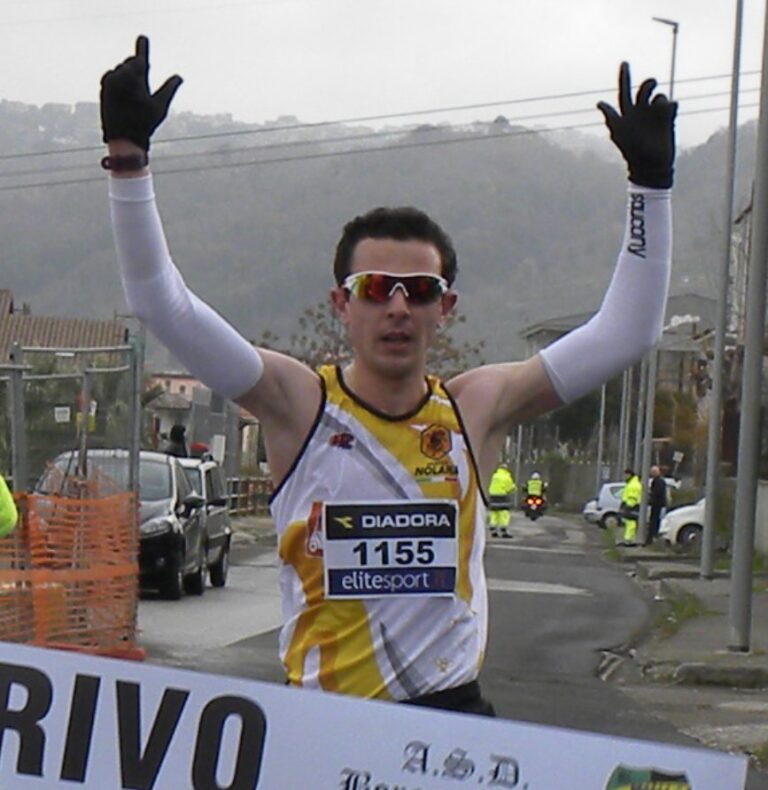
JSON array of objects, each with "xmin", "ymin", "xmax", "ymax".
[
  {"xmin": 637, "ymin": 18, "xmax": 680, "ymax": 544},
  {"xmin": 652, "ymin": 17, "xmax": 679, "ymax": 100}
]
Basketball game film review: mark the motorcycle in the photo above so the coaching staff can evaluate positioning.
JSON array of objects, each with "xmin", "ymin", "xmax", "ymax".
[{"xmin": 522, "ymin": 493, "xmax": 547, "ymax": 521}]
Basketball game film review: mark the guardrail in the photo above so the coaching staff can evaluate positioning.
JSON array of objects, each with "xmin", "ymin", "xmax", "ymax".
[{"xmin": 226, "ymin": 476, "xmax": 272, "ymax": 516}]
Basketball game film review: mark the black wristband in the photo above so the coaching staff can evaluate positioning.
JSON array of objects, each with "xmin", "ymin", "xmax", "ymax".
[{"xmin": 100, "ymin": 153, "xmax": 149, "ymax": 173}]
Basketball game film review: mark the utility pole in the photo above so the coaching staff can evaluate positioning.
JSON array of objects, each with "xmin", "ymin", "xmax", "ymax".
[
  {"xmin": 728, "ymin": 0, "xmax": 768, "ymax": 652},
  {"xmin": 639, "ymin": 17, "xmax": 679, "ymax": 542},
  {"xmin": 596, "ymin": 383, "xmax": 607, "ymax": 495},
  {"xmin": 701, "ymin": 0, "xmax": 744, "ymax": 579}
]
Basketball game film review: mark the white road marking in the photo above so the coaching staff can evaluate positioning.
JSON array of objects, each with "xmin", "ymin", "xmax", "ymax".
[
  {"xmin": 487, "ymin": 541, "xmax": 585, "ymax": 556},
  {"xmin": 487, "ymin": 578, "xmax": 592, "ymax": 596}
]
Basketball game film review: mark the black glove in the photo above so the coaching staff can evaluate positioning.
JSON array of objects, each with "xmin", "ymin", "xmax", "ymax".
[
  {"xmin": 597, "ymin": 62, "xmax": 677, "ymax": 189},
  {"xmin": 100, "ymin": 35, "xmax": 183, "ymax": 151}
]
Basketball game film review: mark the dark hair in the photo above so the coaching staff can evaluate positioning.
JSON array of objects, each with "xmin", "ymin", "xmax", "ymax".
[
  {"xmin": 170, "ymin": 424, "xmax": 186, "ymax": 441},
  {"xmin": 333, "ymin": 206, "xmax": 458, "ymax": 286}
]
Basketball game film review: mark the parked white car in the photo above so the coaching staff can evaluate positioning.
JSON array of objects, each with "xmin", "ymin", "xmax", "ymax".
[
  {"xmin": 582, "ymin": 477, "xmax": 681, "ymax": 530},
  {"xmin": 659, "ymin": 498, "xmax": 705, "ymax": 547}
]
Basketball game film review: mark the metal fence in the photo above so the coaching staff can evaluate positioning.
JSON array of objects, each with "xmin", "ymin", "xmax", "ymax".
[
  {"xmin": 1, "ymin": 341, "xmax": 141, "ymax": 492},
  {"xmin": 226, "ymin": 476, "xmax": 272, "ymax": 516}
]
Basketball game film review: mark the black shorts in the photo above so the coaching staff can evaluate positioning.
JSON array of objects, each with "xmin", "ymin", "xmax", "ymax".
[{"xmin": 402, "ymin": 680, "xmax": 496, "ymax": 717}]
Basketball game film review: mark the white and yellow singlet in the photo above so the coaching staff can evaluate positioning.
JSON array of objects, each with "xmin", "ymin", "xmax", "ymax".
[{"xmin": 270, "ymin": 364, "xmax": 488, "ymax": 701}]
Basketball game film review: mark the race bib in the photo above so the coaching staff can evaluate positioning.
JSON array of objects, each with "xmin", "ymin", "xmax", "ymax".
[{"xmin": 322, "ymin": 500, "xmax": 458, "ymax": 599}]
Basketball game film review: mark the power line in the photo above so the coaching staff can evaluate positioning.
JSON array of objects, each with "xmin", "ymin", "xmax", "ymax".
[
  {"xmin": 0, "ymin": 68, "xmax": 760, "ymax": 162},
  {"xmin": 0, "ymin": 87, "xmax": 761, "ymax": 181},
  {"xmin": 0, "ymin": 100, "xmax": 758, "ymax": 194}
]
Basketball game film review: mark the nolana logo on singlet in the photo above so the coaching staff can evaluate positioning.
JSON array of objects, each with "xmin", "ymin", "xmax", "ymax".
[
  {"xmin": 413, "ymin": 461, "xmax": 459, "ymax": 479},
  {"xmin": 325, "ymin": 501, "xmax": 457, "ymax": 539},
  {"xmin": 604, "ymin": 764, "xmax": 692, "ymax": 790}
]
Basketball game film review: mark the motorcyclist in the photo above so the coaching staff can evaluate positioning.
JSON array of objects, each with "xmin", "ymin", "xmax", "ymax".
[
  {"xmin": 522, "ymin": 471, "xmax": 547, "ymax": 519},
  {"xmin": 525, "ymin": 471, "xmax": 545, "ymax": 497},
  {"xmin": 488, "ymin": 463, "xmax": 516, "ymax": 538}
]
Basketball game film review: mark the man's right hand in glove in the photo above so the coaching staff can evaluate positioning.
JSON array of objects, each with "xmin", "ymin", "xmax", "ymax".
[{"xmin": 100, "ymin": 35, "xmax": 182, "ymax": 176}]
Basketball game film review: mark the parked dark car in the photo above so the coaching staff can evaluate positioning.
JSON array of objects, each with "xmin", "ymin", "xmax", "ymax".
[
  {"xmin": 178, "ymin": 456, "xmax": 232, "ymax": 588},
  {"xmin": 35, "ymin": 449, "xmax": 208, "ymax": 600}
]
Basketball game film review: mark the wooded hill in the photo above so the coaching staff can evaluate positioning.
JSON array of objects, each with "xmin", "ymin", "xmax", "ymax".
[{"xmin": 0, "ymin": 99, "xmax": 757, "ymax": 367}]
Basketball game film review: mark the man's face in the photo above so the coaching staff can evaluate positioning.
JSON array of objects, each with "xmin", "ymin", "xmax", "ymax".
[{"xmin": 331, "ymin": 237, "xmax": 457, "ymax": 380}]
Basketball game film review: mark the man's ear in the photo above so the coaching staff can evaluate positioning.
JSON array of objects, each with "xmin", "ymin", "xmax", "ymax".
[
  {"xmin": 330, "ymin": 287, "xmax": 350, "ymax": 323},
  {"xmin": 438, "ymin": 290, "xmax": 458, "ymax": 325}
]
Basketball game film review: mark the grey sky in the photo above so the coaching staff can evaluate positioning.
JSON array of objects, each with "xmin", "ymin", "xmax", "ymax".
[{"xmin": 1, "ymin": 0, "xmax": 765, "ymax": 149}]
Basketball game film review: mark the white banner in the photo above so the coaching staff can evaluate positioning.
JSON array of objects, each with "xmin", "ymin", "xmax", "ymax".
[{"xmin": 0, "ymin": 643, "xmax": 747, "ymax": 789}]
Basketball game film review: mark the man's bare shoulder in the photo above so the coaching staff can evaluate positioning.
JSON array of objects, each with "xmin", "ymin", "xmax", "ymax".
[
  {"xmin": 446, "ymin": 356, "xmax": 560, "ymax": 428},
  {"xmin": 234, "ymin": 349, "xmax": 325, "ymax": 485}
]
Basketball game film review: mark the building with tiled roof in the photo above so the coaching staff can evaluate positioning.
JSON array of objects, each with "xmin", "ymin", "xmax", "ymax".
[{"xmin": 0, "ymin": 289, "xmax": 128, "ymax": 360}]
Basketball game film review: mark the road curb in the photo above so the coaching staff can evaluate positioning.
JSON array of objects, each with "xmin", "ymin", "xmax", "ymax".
[{"xmin": 672, "ymin": 662, "xmax": 768, "ymax": 688}]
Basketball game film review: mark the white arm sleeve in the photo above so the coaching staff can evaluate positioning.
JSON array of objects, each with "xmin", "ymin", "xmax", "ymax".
[
  {"xmin": 109, "ymin": 174, "xmax": 264, "ymax": 400},
  {"xmin": 539, "ymin": 186, "xmax": 671, "ymax": 404}
]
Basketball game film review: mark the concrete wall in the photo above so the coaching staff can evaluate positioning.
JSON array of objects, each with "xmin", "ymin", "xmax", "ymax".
[{"xmin": 513, "ymin": 461, "xmax": 603, "ymax": 510}]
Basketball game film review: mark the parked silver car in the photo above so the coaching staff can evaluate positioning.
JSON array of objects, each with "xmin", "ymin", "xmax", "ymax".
[{"xmin": 178, "ymin": 456, "xmax": 232, "ymax": 588}]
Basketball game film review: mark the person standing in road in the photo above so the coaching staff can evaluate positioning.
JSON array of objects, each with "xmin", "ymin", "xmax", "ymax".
[
  {"xmin": 620, "ymin": 467, "xmax": 642, "ymax": 547},
  {"xmin": 645, "ymin": 464, "xmax": 668, "ymax": 545},
  {"xmin": 163, "ymin": 423, "xmax": 188, "ymax": 457},
  {"xmin": 0, "ymin": 474, "xmax": 18, "ymax": 538},
  {"xmin": 100, "ymin": 37, "xmax": 675, "ymax": 715},
  {"xmin": 488, "ymin": 462, "xmax": 516, "ymax": 538}
]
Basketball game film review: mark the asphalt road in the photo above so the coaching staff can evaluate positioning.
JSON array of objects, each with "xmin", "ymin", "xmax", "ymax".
[
  {"xmin": 478, "ymin": 514, "xmax": 698, "ymax": 744},
  {"xmin": 136, "ymin": 511, "xmax": 762, "ymax": 787}
]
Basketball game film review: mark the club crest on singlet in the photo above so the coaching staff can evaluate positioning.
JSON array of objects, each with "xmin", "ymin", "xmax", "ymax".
[{"xmin": 420, "ymin": 423, "xmax": 452, "ymax": 460}]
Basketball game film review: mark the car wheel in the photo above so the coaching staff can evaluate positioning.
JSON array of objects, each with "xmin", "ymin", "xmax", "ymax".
[
  {"xmin": 161, "ymin": 552, "xmax": 184, "ymax": 600},
  {"xmin": 678, "ymin": 524, "xmax": 702, "ymax": 547},
  {"xmin": 600, "ymin": 512, "xmax": 620, "ymax": 530},
  {"xmin": 184, "ymin": 545, "xmax": 207, "ymax": 596},
  {"xmin": 210, "ymin": 538, "xmax": 230, "ymax": 588}
]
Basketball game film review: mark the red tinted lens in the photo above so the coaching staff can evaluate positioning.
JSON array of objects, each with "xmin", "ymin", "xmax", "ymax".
[
  {"xmin": 406, "ymin": 275, "xmax": 443, "ymax": 304},
  {"xmin": 362, "ymin": 273, "xmax": 396, "ymax": 302}
]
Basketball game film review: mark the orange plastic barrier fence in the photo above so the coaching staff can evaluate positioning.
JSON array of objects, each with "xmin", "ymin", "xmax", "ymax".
[{"xmin": 0, "ymin": 481, "xmax": 144, "ymax": 660}]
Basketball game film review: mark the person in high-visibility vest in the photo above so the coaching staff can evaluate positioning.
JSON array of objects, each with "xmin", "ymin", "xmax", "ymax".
[
  {"xmin": 620, "ymin": 467, "xmax": 643, "ymax": 546},
  {"xmin": 488, "ymin": 463, "xmax": 516, "ymax": 538},
  {"xmin": 0, "ymin": 475, "xmax": 18, "ymax": 538},
  {"xmin": 525, "ymin": 471, "xmax": 546, "ymax": 497}
]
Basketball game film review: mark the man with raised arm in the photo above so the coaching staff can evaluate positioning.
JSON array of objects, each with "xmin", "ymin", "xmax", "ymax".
[{"xmin": 101, "ymin": 37, "xmax": 676, "ymax": 715}]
